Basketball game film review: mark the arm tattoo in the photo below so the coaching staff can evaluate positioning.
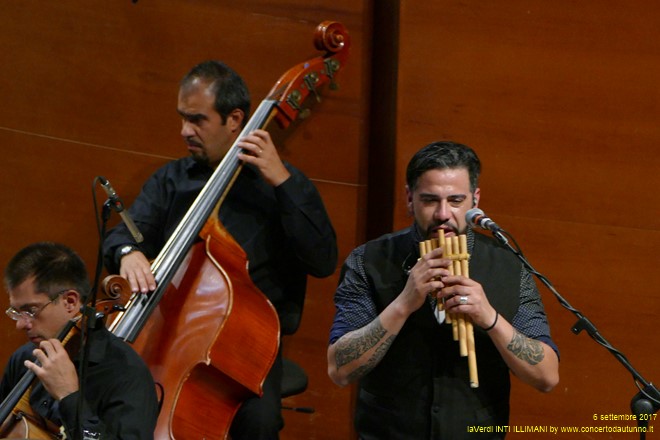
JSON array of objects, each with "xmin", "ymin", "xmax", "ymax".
[
  {"xmin": 346, "ymin": 335, "xmax": 396, "ymax": 382},
  {"xmin": 334, "ymin": 318, "xmax": 394, "ymax": 372},
  {"xmin": 507, "ymin": 331, "xmax": 545, "ymax": 366}
]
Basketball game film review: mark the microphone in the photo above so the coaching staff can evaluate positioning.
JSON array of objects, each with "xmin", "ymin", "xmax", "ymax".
[
  {"xmin": 466, "ymin": 208, "xmax": 502, "ymax": 233},
  {"xmin": 99, "ymin": 176, "xmax": 144, "ymax": 243}
]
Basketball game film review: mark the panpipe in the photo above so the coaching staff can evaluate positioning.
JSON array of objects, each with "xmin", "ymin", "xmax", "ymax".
[{"xmin": 419, "ymin": 231, "xmax": 479, "ymax": 388}]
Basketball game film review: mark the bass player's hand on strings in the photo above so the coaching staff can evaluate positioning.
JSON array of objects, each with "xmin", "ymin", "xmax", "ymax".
[{"xmin": 120, "ymin": 251, "xmax": 156, "ymax": 294}]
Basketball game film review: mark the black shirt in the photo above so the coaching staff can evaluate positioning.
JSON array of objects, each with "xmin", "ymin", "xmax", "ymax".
[
  {"xmin": 0, "ymin": 324, "xmax": 159, "ymax": 439},
  {"xmin": 102, "ymin": 156, "xmax": 338, "ymax": 331}
]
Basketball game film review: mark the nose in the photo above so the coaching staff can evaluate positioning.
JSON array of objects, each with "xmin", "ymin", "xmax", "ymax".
[
  {"xmin": 16, "ymin": 317, "xmax": 31, "ymax": 331},
  {"xmin": 434, "ymin": 200, "xmax": 451, "ymax": 222},
  {"xmin": 181, "ymin": 120, "xmax": 195, "ymax": 138}
]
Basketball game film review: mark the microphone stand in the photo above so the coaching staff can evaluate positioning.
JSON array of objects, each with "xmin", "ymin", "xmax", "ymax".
[
  {"xmin": 73, "ymin": 177, "xmax": 115, "ymax": 440},
  {"xmin": 485, "ymin": 227, "xmax": 659, "ymax": 439}
]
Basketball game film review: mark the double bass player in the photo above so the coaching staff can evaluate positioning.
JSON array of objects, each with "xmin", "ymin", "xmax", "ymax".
[{"xmin": 102, "ymin": 60, "xmax": 338, "ymax": 439}]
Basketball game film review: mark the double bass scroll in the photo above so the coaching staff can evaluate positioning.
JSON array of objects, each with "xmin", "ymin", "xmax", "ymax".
[{"xmin": 268, "ymin": 21, "xmax": 350, "ymax": 128}]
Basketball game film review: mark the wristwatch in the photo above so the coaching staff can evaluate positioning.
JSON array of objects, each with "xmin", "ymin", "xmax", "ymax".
[{"xmin": 118, "ymin": 244, "xmax": 138, "ymax": 258}]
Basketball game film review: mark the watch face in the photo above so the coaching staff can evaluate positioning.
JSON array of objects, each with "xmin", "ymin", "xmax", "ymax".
[{"xmin": 120, "ymin": 245, "xmax": 135, "ymax": 256}]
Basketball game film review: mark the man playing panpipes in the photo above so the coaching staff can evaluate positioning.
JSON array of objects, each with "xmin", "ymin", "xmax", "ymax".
[{"xmin": 327, "ymin": 141, "xmax": 559, "ymax": 439}]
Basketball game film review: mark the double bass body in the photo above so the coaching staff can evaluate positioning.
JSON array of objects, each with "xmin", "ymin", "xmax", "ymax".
[{"xmin": 129, "ymin": 218, "xmax": 279, "ymax": 439}]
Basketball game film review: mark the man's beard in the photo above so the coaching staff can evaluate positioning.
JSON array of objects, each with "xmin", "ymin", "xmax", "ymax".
[{"xmin": 190, "ymin": 150, "xmax": 211, "ymax": 167}]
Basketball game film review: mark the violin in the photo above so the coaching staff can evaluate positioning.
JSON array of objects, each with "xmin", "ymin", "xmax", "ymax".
[
  {"xmin": 0, "ymin": 279, "xmax": 133, "ymax": 439},
  {"xmin": 0, "ymin": 324, "xmax": 75, "ymax": 439}
]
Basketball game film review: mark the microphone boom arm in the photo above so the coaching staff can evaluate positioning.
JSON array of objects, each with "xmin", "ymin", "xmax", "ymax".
[
  {"xmin": 484, "ymin": 226, "xmax": 659, "ymax": 435},
  {"xmin": 99, "ymin": 176, "xmax": 144, "ymax": 243}
]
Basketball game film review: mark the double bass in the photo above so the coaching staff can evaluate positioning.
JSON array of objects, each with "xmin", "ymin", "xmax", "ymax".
[{"xmin": 107, "ymin": 21, "xmax": 350, "ymax": 439}]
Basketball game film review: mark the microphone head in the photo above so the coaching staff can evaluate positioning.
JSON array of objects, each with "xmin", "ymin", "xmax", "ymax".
[{"xmin": 465, "ymin": 208, "xmax": 484, "ymax": 225}]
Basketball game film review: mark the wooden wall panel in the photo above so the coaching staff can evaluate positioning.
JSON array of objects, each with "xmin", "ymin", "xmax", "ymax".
[
  {"xmin": 394, "ymin": 0, "xmax": 660, "ymax": 434},
  {"xmin": 0, "ymin": 1, "xmax": 370, "ymax": 438},
  {"xmin": 0, "ymin": 1, "xmax": 369, "ymax": 177},
  {"xmin": 9, "ymin": 0, "xmax": 657, "ymax": 436},
  {"xmin": 280, "ymin": 180, "xmax": 365, "ymax": 439}
]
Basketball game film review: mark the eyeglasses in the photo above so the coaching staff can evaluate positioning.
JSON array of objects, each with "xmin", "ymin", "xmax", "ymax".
[{"xmin": 5, "ymin": 289, "xmax": 70, "ymax": 322}]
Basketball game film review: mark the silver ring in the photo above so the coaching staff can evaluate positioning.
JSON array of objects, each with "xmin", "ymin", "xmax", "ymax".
[{"xmin": 459, "ymin": 295, "xmax": 468, "ymax": 305}]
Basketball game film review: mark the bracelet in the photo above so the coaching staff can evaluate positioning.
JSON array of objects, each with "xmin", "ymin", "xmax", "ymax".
[{"xmin": 483, "ymin": 312, "xmax": 499, "ymax": 331}]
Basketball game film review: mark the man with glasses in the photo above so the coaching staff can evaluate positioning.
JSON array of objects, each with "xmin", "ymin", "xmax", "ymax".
[{"xmin": 0, "ymin": 242, "xmax": 159, "ymax": 439}]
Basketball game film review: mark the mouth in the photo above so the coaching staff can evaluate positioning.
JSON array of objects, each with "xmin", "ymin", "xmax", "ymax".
[
  {"xmin": 185, "ymin": 138, "xmax": 204, "ymax": 152},
  {"xmin": 187, "ymin": 144, "xmax": 203, "ymax": 153},
  {"xmin": 428, "ymin": 224, "xmax": 457, "ymax": 239}
]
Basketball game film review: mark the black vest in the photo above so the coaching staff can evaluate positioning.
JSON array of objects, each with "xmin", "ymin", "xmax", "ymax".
[{"xmin": 355, "ymin": 227, "xmax": 521, "ymax": 439}]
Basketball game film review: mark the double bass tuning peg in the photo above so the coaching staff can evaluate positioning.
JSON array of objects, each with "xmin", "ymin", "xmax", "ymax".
[
  {"xmin": 304, "ymin": 72, "xmax": 322, "ymax": 103},
  {"xmin": 324, "ymin": 58, "xmax": 341, "ymax": 91},
  {"xmin": 285, "ymin": 90, "xmax": 310, "ymax": 120}
]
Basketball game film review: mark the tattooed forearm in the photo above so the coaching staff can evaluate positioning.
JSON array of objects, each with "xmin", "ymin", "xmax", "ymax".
[
  {"xmin": 346, "ymin": 334, "xmax": 396, "ymax": 382},
  {"xmin": 507, "ymin": 331, "xmax": 545, "ymax": 366},
  {"xmin": 334, "ymin": 318, "xmax": 391, "ymax": 368}
]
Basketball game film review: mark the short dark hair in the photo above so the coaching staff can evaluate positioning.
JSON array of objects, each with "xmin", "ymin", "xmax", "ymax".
[
  {"xmin": 181, "ymin": 60, "xmax": 251, "ymax": 127},
  {"xmin": 406, "ymin": 141, "xmax": 481, "ymax": 193},
  {"xmin": 4, "ymin": 242, "xmax": 91, "ymax": 302}
]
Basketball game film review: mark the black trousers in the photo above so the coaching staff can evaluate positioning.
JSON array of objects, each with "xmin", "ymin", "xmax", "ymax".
[{"xmin": 229, "ymin": 348, "xmax": 284, "ymax": 440}]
